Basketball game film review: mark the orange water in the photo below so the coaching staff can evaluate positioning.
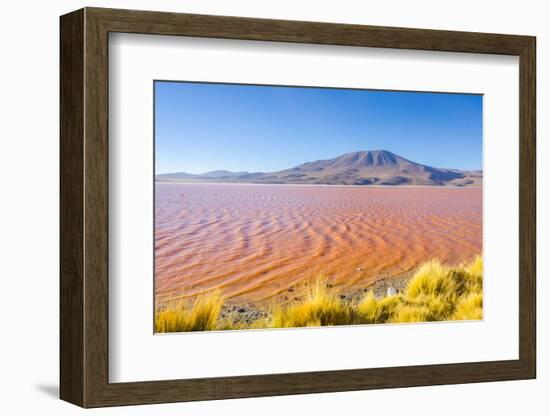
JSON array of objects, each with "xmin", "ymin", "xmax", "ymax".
[{"xmin": 155, "ymin": 183, "xmax": 482, "ymax": 305}]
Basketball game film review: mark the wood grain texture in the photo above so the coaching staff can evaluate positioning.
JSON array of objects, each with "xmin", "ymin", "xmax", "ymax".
[
  {"xmin": 59, "ymin": 7, "xmax": 537, "ymax": 408},
  {"xmin": 518, "ymin": 38, "xmax": 536, "ymax": 376},
  {"xmin": 59, "ymin": 8, "xmax": 84, "ymax": 407},
  {"xmin": 83, "ymin": 10, "xmax": 110, "ymax": 406},
  {"xmin": 89, "ymin": 7, "xmax": 532, "ymax": 54}
]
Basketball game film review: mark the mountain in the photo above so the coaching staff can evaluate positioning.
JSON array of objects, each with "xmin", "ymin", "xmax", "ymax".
[
  {"xmin": 195, "ymin": 170, "xmax": 251, "ymax": 178},
  {"xmin": 156, "ymin": 150, "xmax": 482, "ymax": 187},
  {"xmin": 156, "ymin": 170, "xmax": 262, "ymax": 181}
]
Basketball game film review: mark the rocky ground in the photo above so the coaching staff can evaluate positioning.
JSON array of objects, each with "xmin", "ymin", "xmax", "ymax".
[
  {"xmin": 344, "ymin": 275, "xmax": 411, "ymax": 302},
  {"xmin": 219, "ymin": 304, "xmax": 270, "ymax": 327},
  {"xmin": 219, "ymin": 275, "xmax": 412, "ymax": 327}
]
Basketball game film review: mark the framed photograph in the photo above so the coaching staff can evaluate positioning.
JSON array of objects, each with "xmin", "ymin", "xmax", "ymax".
[{"xmin": 60, "ymin": 7, "xmax": 536, "ymax": 408}]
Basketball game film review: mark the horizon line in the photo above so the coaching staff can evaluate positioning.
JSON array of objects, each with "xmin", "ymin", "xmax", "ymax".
[{"xmin": 155, "ymin": 149, "xmax": 483, "ymax": 175}]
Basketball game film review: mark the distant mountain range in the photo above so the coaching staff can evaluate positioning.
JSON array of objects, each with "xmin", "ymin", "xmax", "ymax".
[{"xmin": 156, "ymin": 150, "xmax": 482, "ymax": 187}]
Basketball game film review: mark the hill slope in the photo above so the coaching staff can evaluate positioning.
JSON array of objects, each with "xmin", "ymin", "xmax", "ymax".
[{"xmin": 156, "ymin": 150, "xmax": 482, "ymax": 186}]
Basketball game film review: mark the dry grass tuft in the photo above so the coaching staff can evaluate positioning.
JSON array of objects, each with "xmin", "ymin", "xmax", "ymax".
[
  {"xmin": 271, "ymin": 277, "xmax": 354, "ymax": 327},
  {"xmin": 452, "ymin": 292, "xmax": 483, "ymax": 320},
  {"xmin": 392, "ymin": 256, "xmax": 483, "ymax": 323},
  {"xmin": 391, "ymin": 304, "xmax": 432, "ymax": 323},
  {"xmin": 155, "ymin": 290, "xmax": 223, "ymax": 333},
  {"xmin": 357, "ymin": 293, "xmax": 402, "ymax": 324},
  {"xmin": 462, "ymin": 255, "xmax": 483, "ymax": 293},
  {"xmin": 406, "ymin": 260, "xmax": 456, "ymax": 300}
]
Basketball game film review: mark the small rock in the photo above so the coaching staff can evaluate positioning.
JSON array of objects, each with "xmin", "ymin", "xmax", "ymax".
[
  {"xmin": 238, "ymin": 308, "xmax": 246, "ymax": 313},
  {"xmin": 387, "ymin": 287, "xmax": 397, "ymax": 296},
  {"xmin": 356, "ymin": 267, "xmax": 364, "ymax": 272},
  {"xmin": 288, "ymin": 287, "xmax": 294, "ymax": 292}
]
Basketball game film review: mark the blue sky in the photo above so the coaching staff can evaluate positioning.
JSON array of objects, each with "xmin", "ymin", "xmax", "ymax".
[{"xmin": 155, "ymin": 81, "xmax": 482, "ymax": 174}]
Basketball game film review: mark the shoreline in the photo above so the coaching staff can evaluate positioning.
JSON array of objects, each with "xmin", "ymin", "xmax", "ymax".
[
  {"xmin": 208, "ymin": 274, "xmax": 413, "ymax": 328},
  {"xmin": 155, "ymin": 180, "xmax": 482, "ymax": 189},
  {"xmin": 155, "ymin": 255, "xmax": 483, "ymax": 332}
]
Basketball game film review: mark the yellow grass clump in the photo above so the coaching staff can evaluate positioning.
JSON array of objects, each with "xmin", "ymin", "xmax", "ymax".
[
  {"xmin": 391, "ymin": 256, "xmax": 483, "ymax": 323},
  {"xmin": 452, "ymin": 292, "xmax": 483, "ymax": 320},
  {"xmin": 391, "ymin": 304, "xmax": 432, "ymax": 323},
  {"xmin": 357, "ymin": 292, "xmax": 402, "ymax": 323},
  {"xmin": 271, "ymin": 277, "xmax": 354, "ymax": 327},
  {"xmin": 155, "ymin": 290, "xmax": 223, "ymax": 333},
  {"xmin": 462, "ymin": 255, "xmax": 483, "ymax": 293}
]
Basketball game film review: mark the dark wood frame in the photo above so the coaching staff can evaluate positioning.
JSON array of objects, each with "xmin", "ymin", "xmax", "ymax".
[{"xmin": 60, "ymin": 7, "xmax": 536, "ymax": 408}]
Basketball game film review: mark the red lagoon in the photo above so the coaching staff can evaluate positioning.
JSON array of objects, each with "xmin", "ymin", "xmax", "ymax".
[{"xmin": 155, "ymin": 183, "xmax": 482, "ymax": 306}]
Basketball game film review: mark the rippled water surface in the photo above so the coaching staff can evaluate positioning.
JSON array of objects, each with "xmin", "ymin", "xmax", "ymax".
[{"xmin": 155, "ymin": 183, "xmax": 482, "ymax": 305}]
